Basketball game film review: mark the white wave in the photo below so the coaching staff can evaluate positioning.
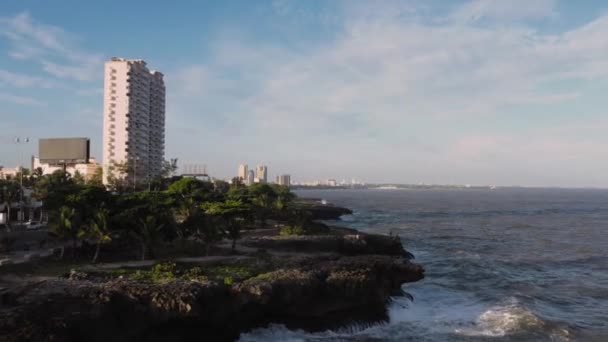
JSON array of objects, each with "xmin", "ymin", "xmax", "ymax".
[
  {"xmin": 339, "ymin": 214, "xmax": 356, "ymax": 222},
  {"xmin": 456, "ymin": 299, "xmax": 543, "ymax": 337}
]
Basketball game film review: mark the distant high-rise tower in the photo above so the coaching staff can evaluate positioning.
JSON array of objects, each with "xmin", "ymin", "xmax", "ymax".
[
  {"xmin": 102, "ymin": 58, "xmax": 165, "ymax": 185},
  {"xmin": 256, "ymin": 165, "xmax": 268, "ymax": 183},
  {"xmin": 277, "ymin": 174, "xmax": 291, "ymax": 186},
  {"xmin": 238, "ymin": 164, "xmax": 248, "ymax": 182},
  {"xmin": 247, "ymin": 170, "xmax": 255, "ymax": 185}
]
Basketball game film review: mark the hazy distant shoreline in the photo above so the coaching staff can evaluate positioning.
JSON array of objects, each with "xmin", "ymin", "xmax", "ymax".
[{"xmin": 293, "ymin": 185, "xmax": 608, "ymax": 191}]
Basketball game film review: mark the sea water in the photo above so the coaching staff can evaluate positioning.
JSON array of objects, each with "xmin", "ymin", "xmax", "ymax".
[{"xmin": 241, "ymin": 188, "xmax": 608, "ymax": 341}]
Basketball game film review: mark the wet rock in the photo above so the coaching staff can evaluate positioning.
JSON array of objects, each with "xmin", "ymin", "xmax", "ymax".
[
  {"xmin": 242, "ymin": 232, "xmax": 409, "ymax": 257},
  {"xmin": 305, "ymin": 205, "xmax": 353, "ymax": 220}
]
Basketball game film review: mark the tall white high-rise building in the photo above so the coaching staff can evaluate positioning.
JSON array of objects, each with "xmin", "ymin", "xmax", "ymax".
[
  {"xmin": 238, "ymin": 164, "xmax": 248, "ymax": 182},
  {"xmin": 256, "ymin": 165, "xmax": 268, "ymax": 183},
  {"xmin": 102, "ymin": 58, "xmax": 165, "ymax": 185}
]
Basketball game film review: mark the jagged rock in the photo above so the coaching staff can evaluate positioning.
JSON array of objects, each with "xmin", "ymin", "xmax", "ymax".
[
  {"xmin": 0, "ymin": 220, "xmax": 424, "ymax": 342},
  {"xmin": 0, "ymin": 254, "xmax": 423, "ymax": 342},
  {"xmin": 242, "ymin": 232, "xmax": 408, "ymax": 257},
  {"xmin": 304, "ymin": 205, "xmax": 353, "ymax": 220}
]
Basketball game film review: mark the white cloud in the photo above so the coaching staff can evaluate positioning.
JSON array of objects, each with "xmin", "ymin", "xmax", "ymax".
[
  {"xmin": 0, "ymin": 12, "xmax": 103, "ymax": 82},
  {"xmin": 0, "ymin": 69, "xmax": 58, "ymax": 88},
  {"xmin": 169, "ymin": 0, "xmax": 608, "ymax": 186},
  {"xmin": 450, "ymin": 0, "xmax": 557, "ymax": 23},
  {"xmin": 41, "ymin": 60, "xmax": 100, "ymax": 82},
  {"xmin": 0, "ymin": 92, "xmax": 46, "ymax": 106}
]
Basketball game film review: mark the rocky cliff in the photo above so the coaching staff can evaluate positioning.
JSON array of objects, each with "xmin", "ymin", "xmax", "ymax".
[{"xmin": 0, "ymin": 232, "xmax": 423, "ymax": 341}]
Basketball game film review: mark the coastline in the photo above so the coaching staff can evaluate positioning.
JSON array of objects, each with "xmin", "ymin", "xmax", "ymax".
[{"xmin": 0, "ymin": 204, "xmax": 424, "ymax": 341}]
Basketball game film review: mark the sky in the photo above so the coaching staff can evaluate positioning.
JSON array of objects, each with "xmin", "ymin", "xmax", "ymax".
[{"xmin": 1, "ymin": 0, "xmax": 608, "ymax": 187}]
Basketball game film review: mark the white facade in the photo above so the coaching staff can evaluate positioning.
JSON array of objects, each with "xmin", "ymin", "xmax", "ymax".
[
  {"xmin": 32, "ymin": 157, "xmax": 100, "ymax": 181},
  {"xmin": 0, "ymin": 167, "xmax": 20, "ymax": 180},
  {"xmin": 256, "ymin": 165, "xmax": 268, "ymax": 183},
  {"xmin": 276, "ymin": 174, "xmax": 291, "ymax": 186},
  {"xmin": 238, "ymin": 164, "xmax": 248, "ymax": 182},
  {"xmin": 102, "ymin": 58, "xmax": 165, "ymax": 184}
]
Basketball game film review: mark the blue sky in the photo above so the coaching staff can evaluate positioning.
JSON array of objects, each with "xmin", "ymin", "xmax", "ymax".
[{"xmin": 1, "ymin": 0, "xmax": 608, "ymax": 187}]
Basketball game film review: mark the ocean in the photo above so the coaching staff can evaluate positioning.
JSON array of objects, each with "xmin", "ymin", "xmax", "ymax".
[{"xmin": 240, "ymin": 188, "xmax": 608, "ymax": 341}]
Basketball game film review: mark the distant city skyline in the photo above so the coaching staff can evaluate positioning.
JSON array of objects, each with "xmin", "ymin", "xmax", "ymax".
[{"xmin": 2, "ymin": 1, "xmax": 608, "ymax": 187}]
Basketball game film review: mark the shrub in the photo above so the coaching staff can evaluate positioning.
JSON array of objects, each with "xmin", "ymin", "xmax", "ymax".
[
  {"xmin": 210, "ymin": 265, "xmax": 254, "ymax": 280},
  {"xmin": 279, "ymin": 224, "xmax": 306, "ymax": 236},
  {"xmin": 132, "ymin": 262, "xmax": 177, "ymax": 283},
  {"xmin": 183, "ymin": 266, "xmax": 208, "ymax": 281}
]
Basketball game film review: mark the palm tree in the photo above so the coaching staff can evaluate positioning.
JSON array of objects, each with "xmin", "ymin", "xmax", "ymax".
[
  {"xmin": 29, "ymin": 167, "xmax": 44, "ymax": 185},
  {"xmin": 134, "ymin": 215, "xmax": 164, "ymax": 260},
  {"xmin": 51, "ymin": 206, "xmax": 81, "ymax": 259},
  {"xmin": 161, "ymin": 158, "xmax": 179, "ymax": 178},
  {"xmin": 83, "ymin": 208, "xmax": 111, "ymax": 263}
]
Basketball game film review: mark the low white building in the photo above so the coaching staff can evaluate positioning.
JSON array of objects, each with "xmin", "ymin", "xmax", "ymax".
[
  {"xmin": 32, "ymin": 157, "xmax": 100, "ymax": 181},
  {"xmin": 0, "ymin": 167, "xmax": 20, "ymax": 180}
]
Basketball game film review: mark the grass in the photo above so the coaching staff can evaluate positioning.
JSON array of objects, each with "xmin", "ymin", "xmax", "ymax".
[{"xmin": 98, "ymin": 261, "xmax": 270, "ymax": 284}]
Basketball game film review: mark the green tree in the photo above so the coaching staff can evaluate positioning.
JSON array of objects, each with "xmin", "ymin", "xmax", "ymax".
[
  {"xmin": 111, "ymin": 191, "xmax": 175, "ymax": 246},
  {"xmin": 161, "ymin": 158, "xmax": 179, "ymax": 178},
  {"xmin": 89, "ymin": 166, "xmax": 103, "ymax": 186},
  {"xmin": 81, "ymin": 207, "xmax": 111, "ymax": 263},
  {"xmin": 231, "ymin": 177, "xmax": 244, "ymax": 188},
  {"xmin": 134, "ymin": 215, "xmax": 164, "ymax": 260},
  {"xmin": 167, "ymin": 177, "xmax": 214, "ymax": 201},
  {"xmin": 213, "ymin": 180, "xmax": 230, "ymax": 194},
  {"xmin": 0, "ymin": 180, "xmax": 21, "ymax": 232},
  {"xmin": 204, "ymin": 200, "xmax": 250, "ymax": 253},
  {"xmin": 73, "ymin": 170, "xmax": 85, "ymax": 185},
  {"xmin": 29, "ymin": 167, "xmax": 44, "ymax": 185},
  {"xmin": 248, "ymin": 183, "xmax": 278, "ymax": 227},
  {"xmin": 106, "ymin": 162, "xmax": 130, "ymax": 194},
  {"xmin": 273, "ymin": 185, "xmax": 296, "ymax": 212},
  {"xmin": 194, "ymin": 212, "xmax": 224, "ymax": 256},
  {"xmin": 50, "ymin": 206, "xmax": 84, "ymax": 259},
  {"xmin": 33, "ymin": 170, "xmax": 73, "ymax": 204}
]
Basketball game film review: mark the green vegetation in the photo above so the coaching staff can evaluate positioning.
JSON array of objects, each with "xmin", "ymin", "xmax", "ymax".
[
  {"xmin": 2, "ymin": 166, "xmax": 305, "ymax": 266},
  {"xmin": 280, "ymin": 225, "xmax": 306, "ymax": 236},
  {"xmin": 132, "ymin": 262, "xmax": 179, "ymax": 283},
  {"xmin": 108, "ymin": 262, "xmax": 265, "ymax": 284},
  {"xmin": 0, "ymin": 179, "xmax": 21, "ymax": 232},
  {"xmin": 278, "ymin": 208, "xmax": 328, "ymax": 236}
]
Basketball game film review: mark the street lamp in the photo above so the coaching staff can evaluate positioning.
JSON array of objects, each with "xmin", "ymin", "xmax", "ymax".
[{"xmin": 14, "ymin": 137, "xmax": 29, "ymax": 224}]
